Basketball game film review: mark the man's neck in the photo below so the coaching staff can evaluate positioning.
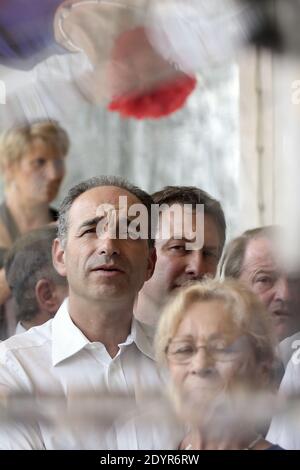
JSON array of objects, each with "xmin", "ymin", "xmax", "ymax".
[
  {"xmin": 68, "ymin": 295, "xmax": 134, "ymax": 357},
  {"xmin": 134, "ymin": 291, "xmax": 164, "ymax": 327}
]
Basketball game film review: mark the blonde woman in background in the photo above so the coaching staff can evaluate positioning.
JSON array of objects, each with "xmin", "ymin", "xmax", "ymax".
[
  {"xmin": 0, "ymin": 120, "xmax": 69, "ymax": 337},
  {"xmin": 155, "ymin": 279, "xmax": 283, "ymax": 450}
]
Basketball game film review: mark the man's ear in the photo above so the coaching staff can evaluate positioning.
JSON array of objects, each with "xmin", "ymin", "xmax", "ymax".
[
  {"xmin": 36, "ymin": 279, "xmax": 67, "ymax": 315},
  {"xmin": 145, "ymin": 247, "xmax": 157, "ymax": 282},
  {"xmin": 35, "ymin": 279, "xmax": 55, "ymax": 313},
  {"xmin": 52, "ymin": 238, "xmax": 67, "ymax": 277}
]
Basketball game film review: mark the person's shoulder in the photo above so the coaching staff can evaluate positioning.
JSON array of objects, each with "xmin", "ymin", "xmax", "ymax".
[{"xmin": 0, "ymin": 320, "xmax": 53, "ymax": 358}]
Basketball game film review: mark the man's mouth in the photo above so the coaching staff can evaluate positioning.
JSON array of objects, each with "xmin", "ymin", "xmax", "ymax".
[
  {"xmin": 90, "ymin": 264, "xmax": 124, "ymax": 275},
  {"xmin": 271, "ymin": 309, "xmax": 290, "ymax": 319}
]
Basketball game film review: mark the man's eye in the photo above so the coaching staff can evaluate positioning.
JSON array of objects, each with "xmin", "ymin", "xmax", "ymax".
[
  {"xmin": 255, "ymin": 276, "xmax": 273, "ymax": 284},
  {"xmin": 82, "ymin": 228, "xmax": 96, "ymax": 236},
  {"xmin": 129, "ymin": 222, "xmax": 141, "ymax": 233},
  {"xmin": 169, "ymin": 245, "xmax": 185, "ymax": 252}
]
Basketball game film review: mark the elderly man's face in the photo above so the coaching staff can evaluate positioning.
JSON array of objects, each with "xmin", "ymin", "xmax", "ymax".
[
  {"xmin": 53, "ymin": 186, "xmax": 155, "ymax": 304},
  {"xmin": 141, "ymin": 204, "xmax": 222, "ymax": 306},
  {"xmin": 239, "ymin": 237, "xmax": 300, "ymax": 342}
]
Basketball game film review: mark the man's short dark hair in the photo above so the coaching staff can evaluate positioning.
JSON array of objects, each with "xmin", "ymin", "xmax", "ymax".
[
  {"xmin": 4, "ymin": 226, "xmax": 67, "ymax": 323},
  {"xmin": 220, "ymin": 225, "xmax": 280, "ymax": 279},
  {"xmin": 57, "ymin": 176, "xmax": 156, "ymax": 248},
  {"xmin": 151, "ymin": 186, "xmax": 226, "ymax": 253}
]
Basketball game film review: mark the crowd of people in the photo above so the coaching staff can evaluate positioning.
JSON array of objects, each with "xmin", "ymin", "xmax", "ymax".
[{"xmin": 0, "ymin": 119, "xmax": 299, "ymax": 450}]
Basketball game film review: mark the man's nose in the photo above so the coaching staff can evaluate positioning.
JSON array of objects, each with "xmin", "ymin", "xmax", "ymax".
[
  {"xmin": 274, "ymin": 277, "xmax": 291, "ymax": 301},
  {"xmin": 96, "ymin": 233, "xmax": 120, "ymax": 257},
  {"xmin": 185, "ymin": 251, "xmax": 205, "ymax": 279}
]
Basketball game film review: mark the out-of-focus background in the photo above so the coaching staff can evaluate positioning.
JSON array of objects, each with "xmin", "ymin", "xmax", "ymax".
[
  {"xmin": 0, "ymin": 59, "xmax": 239, "ymax": 236},
  {"xmin": 1, "ymin": 0, "xmax": 300, "ymax": 249}
]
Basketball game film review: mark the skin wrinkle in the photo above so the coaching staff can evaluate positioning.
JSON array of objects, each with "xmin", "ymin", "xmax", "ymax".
[{"xmin": 239, "ymin": 237, "xmax": 300, "ymax": 341}]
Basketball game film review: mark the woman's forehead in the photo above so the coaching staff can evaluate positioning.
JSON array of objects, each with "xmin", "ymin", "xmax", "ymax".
[{"xmin": 174, "ymin": 300, "xmax": 240, "ymax": 338}]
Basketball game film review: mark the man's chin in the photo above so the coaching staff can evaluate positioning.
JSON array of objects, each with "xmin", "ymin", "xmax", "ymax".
[{"xmin": 92, "ymin": 286, "xmax": 125, "ymax": 301}]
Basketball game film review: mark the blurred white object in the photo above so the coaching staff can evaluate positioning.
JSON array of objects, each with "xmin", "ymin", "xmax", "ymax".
[
  {"xmin": 146, "ymin": 0, "xmax": 256, "ymax": 74},
  {"xmin": 278, "ymin": 331, "xmax": 300, "ymax": 369},
  {"xmin": 0, "ymin": 52, "xmax": 94, "ymax": 125},
  {"xmin": 0, "ymin": 300, "xmax": 165, "ymax": 449},
  {"xmin": 267, "ymin": 349, "xmax": 300, "ymax": 450}
]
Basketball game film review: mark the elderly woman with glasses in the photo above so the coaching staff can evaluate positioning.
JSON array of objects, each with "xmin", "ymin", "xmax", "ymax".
[{"xmin": 155, "ymin": 279, "xmax": 283, "ymax": 450}]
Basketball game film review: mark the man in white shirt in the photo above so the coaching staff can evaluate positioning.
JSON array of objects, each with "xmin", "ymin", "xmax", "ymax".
[
  {"xmin": 220, "ymin": 226, "xmax": 300, "ymax": 346},
  {"xmin": 135, "ymin": 186, "xmax": 226, "ymax": 326},
  {"xmin": 266, "ymin": 350, "xmax": 300, "ymax": 449},
  {"xmin": 0, "ymin": 176, "xmax": 171, "ymax": 450}
]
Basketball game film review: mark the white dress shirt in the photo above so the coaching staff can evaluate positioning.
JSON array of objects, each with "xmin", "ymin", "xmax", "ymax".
[
  {"xmin": 278, "ymin": 331, "xmax": 300, "ymax": 368},
  {"xmin": 267, "ymin": 346, "xmax": 300, "ymax": 449},
  {"xmin": 14, "ymin": 321, "xmax": 27, "ymax": 336},
  {"xmin": 0, "ymin": 299, "xmax": 175, "ymax": 450}
]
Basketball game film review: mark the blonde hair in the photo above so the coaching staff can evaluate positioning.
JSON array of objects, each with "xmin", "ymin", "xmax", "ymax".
[
  {"xmin": 155, "ymin": 279, "xmax": 276, "ymax": 369},
  {"xmin": 0, "ymin": 120, "xmax": 69, "ymax": 173}
]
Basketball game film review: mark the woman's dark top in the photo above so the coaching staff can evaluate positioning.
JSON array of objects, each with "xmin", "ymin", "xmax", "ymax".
[{"xmin": 0, "ymin": 201, "xmax": 58, "ymax": 267}]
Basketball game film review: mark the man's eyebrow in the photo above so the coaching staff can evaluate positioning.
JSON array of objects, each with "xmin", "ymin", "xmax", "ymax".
[
  {"xmin": 245, "ymin": 265, "xmax": 277, "ymax": 273},
  {"xmin": 253, "ymin": 268, "xmax": 277, "ymax": 275},
  {"xmin": 77, "ymin": 217, "xmax": 103, "ymax": 231}
]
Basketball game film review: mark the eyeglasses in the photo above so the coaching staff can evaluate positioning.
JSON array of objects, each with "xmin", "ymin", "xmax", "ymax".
[{"xmin": 166, "ymin": 337, "xmax": 246, "ymax": 364}]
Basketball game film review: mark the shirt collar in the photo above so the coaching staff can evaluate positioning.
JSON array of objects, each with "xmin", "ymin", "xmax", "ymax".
[
  {"xmin": 52, "ymin": 299, "xmax": 90, "ymax": 366},
  {"xmin": 120, "ymin": 318, "xmax": 155, "ymax": 361},
  {"xmin": 15, "ymin": 321, "xmax": 27, "ymax": 335},
  {"xmin": 52, "ymin": 299, "xmax": 155, "ymax": 366}
]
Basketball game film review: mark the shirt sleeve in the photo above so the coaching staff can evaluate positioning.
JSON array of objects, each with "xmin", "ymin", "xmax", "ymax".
[{"xmin": 0, "ymin": 0, "xmax": 67, "ymax": 70}]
